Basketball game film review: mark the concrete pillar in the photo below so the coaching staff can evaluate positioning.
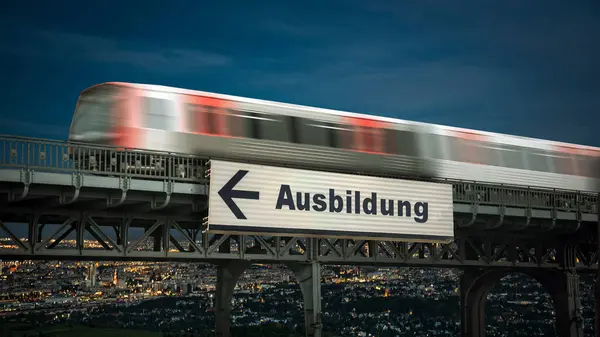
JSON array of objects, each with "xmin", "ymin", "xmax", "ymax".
[
  {"xmin": 215, "ymin": 260, "xmax": 250, "ymax": 337},
  {"xmin": 460, "ymin": 267, "xmax": 583, "ymax": 337},
  {"xmin": 551, "ymin": 269, "xmax": 583, "ymax": 337},
  {"xmin": 459, "ymin": 268, "xmax": 497, "ymax": 337},
  {"xmin": 286, "ymin": 262, "xmax": 323, "ymax": 337}
]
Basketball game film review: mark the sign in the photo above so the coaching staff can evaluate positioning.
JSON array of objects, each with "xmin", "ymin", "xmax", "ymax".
[{"xmin": 208, "ymin": 160, "xmax": 454, "ymax": 242}]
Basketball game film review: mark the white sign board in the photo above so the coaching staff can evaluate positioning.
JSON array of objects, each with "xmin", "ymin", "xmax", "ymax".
[{"xmin": 208, "ymin": 160, "xmax": 454, "ymax": 242}]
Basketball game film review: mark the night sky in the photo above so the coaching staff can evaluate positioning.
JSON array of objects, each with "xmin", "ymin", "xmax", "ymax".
[{"xmin": 1, "ymin": 0, "xmax": 598, "ymax": 146}]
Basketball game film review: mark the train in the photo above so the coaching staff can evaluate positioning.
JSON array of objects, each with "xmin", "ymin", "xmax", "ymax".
[{"xmin": 68, "ymin": 82, "xmax": 600, "ymax": 193}]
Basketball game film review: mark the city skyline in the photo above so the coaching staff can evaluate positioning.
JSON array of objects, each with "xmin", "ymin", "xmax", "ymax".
[{"xmin": 2, "ymin": 259, "xmax": 596, "ymax": 336}]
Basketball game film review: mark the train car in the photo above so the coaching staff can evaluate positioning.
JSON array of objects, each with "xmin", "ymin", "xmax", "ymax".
[{"xmin": 68, "ymin": 82, "xmax": 600, "ymax": 193}]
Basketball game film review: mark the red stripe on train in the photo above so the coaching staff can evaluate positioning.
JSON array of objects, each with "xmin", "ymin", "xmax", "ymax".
[
  {"xmin": 113, "ymin": 87, "xmax": 142, "ymax": 149},
  {"xmin": 186, "ymin": 94, "xmax": 237, "ymax": 138},
  {"xmin": 552, "ymin": 145, "xmax": 600, "ymax": 157}
]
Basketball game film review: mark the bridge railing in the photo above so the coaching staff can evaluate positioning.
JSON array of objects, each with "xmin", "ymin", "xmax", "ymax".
[
  {"xmin": 0, "ymin": 135, "xmax": 207, "ymax": 183},
  {"xmin": 453, "ymin": 183, "xmax": 597, "ymax": 214},
  {"xmin": 0, "ymin": 135, "xmax": 597, "ymax": 214}
]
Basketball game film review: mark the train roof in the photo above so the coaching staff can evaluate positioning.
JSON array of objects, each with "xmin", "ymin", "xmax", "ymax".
[{"xmin": 88, "ymin": 82, "xmax": 599, "ymax": 154}]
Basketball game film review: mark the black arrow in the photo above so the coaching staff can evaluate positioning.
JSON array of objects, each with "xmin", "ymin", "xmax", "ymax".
[{"xmin": 217, "ymin": 170, "xmax": 260, "ymax": 220}]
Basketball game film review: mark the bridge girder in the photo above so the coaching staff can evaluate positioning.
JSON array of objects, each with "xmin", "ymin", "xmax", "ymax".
[
  {"xmin": 0, "ymin": 135, "xmax": 597, "ymax": 270},
  {"xmin": 0, "ymin": 207, "xmax": 597, "ymax": 271}
]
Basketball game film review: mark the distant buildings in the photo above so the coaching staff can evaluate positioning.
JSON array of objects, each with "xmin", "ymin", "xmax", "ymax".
[{"xmin": 0, "ymin": 259, "xmax": 596, "ymax": 336}]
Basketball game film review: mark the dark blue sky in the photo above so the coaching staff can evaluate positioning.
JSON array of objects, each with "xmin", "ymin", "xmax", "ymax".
[{"xmin": 1, "ymin": 1, "xmax": 598, "ymax": 146}]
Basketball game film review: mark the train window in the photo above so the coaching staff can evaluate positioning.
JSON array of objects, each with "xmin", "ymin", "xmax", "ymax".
[
  {"xmin": 350, "ymin": 125, "xmax": 384, "ymax": 153},
  {"xmin": 186, "ymin": 103, "xmax": 205, "ymax": 133},
  {"xmin": 500, "ymin": 147, "xmax": 526, "ymax": 170},
  {"xmin": 444, "ymin": 135, "xmax": 466, "ymax": 161},
  {"xmin": 383, "ymin": 129, "xmax": 397, "ymax": 154},
  {"xmin": 482, "ymin": 145, "xmax": 503, "ymax": 167},
  {"xmin": 593, "ymin": 158, "xmax": 600, "ymax": 179},
  {"xmin": 72, "ymin": 105, "xmax": 111, "ymax": 134},
  {"xmin": 287, "ymin": 116, "xmax": 300, "ymax": 143},
  {"xmin": 144, "ymin": 97, "xmax": 177, "ymax": 131},
  {"xmin": 255, "ymin": 113, "xmax": 290, "ymax": 142},
  {"xmin": 185, "ymin": 103, "xmax": 237, "ymax": 136},
  {"xmin": 250, "ymin": 112, "xmax": 261, "ymax": 138},
  {"xmin": 225, "ymin": 109, "xmax": 253, "ymax": 137},
  {"xmin": 526, "ymin": 151, "xmax": 550, "ymax": 172},
  {"xmin": 206, "ymin": 109, "xmax": 221, "ymax": 134},
  {"xmin": 327, "ymin": 124, "xmax": 339, "ymax": 148},
  {"xmin": 389, "ymin": 130, "xmax": 418, "ymax": 157},
  {"xmin": 422, "ymin": 134, "xmax": 445, "ymax": 160},
  {"xmin": 73, "ymin": 86, "xmax": 116, "ymax": 135},
  {"xmin": 339, "ymin": 117, "xmax": 391, "ymax": 154},
  {"xmin": 444, "ymin": 137, "xmax": 461, "ymax": 161},
  {"xmin": 552, "ymin": 154, "xmax": 574, "ymax": 175},
  {"xmin": 454, "ymin": 138, "xmax": 489, "ymax": 164},
  {"xmin": 298, "ymin": 119, "xmax": 330, "ymax": 147},
  {"xmin": 447, "ymin": 137, "xmax": 504, "ymax": 166},
  {"xmin": 331, "ymin": 124, "xmax": 354, "ymax": 150},
  {"xmin": 573, "ymin": 155, "xmax": 594, "ymax": 178}
]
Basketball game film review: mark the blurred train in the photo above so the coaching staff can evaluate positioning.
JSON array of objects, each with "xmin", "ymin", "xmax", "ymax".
[{"xmin": 68, "ymin": 82, "xmax": 600, "ymax": 193}]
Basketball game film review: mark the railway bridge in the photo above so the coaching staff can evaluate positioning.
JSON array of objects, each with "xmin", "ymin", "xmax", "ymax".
[{"xmin": 0, "ymin": 135, "xmax": 598, "ymax": 337}]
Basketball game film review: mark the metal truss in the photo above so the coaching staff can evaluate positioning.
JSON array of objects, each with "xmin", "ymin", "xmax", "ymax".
[
  {"xmin": 0, "ymin": 135, "xmax": 598, "ymax": 271},
  {"xmin": 0, "ymin": 207, "xmax": 597, "ymax": 271}
]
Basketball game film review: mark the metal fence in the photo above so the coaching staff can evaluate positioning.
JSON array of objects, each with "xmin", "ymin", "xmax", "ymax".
[
  {"xmin": 0, "ymin": 135, "xmax": 207, "ymax": 182},
  {"xmin": 452, "ymin": 182, "xmax": 598, "ymax": 214},
  {"xmin": 0, "ymin": 135, "xmax": 597, "ymax": 214}
]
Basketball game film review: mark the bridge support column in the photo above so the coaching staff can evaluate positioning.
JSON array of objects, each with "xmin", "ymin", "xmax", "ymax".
[
  {"xmin": 215, "ymin": 260, "xmax": 250, "ymax": 337},
  {"xmin": 550, "ymin": 269, "xmax": 583, "ymax": 337},
  {"xmin": 460, "ymin": 268, "xmax": 492, "ymax": 337},
  {"xmin": 286, "ymin": 262, "xmax": 323, "ymax": 337},
  {"xmin": 460, "ymin": 267, "xmax": 583, "ymax": 337}
]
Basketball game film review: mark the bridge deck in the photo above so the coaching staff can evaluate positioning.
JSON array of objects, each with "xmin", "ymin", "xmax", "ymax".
[{"xmin": 0, "ymin": 135, "xmax": 597, "ymax": 271}]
